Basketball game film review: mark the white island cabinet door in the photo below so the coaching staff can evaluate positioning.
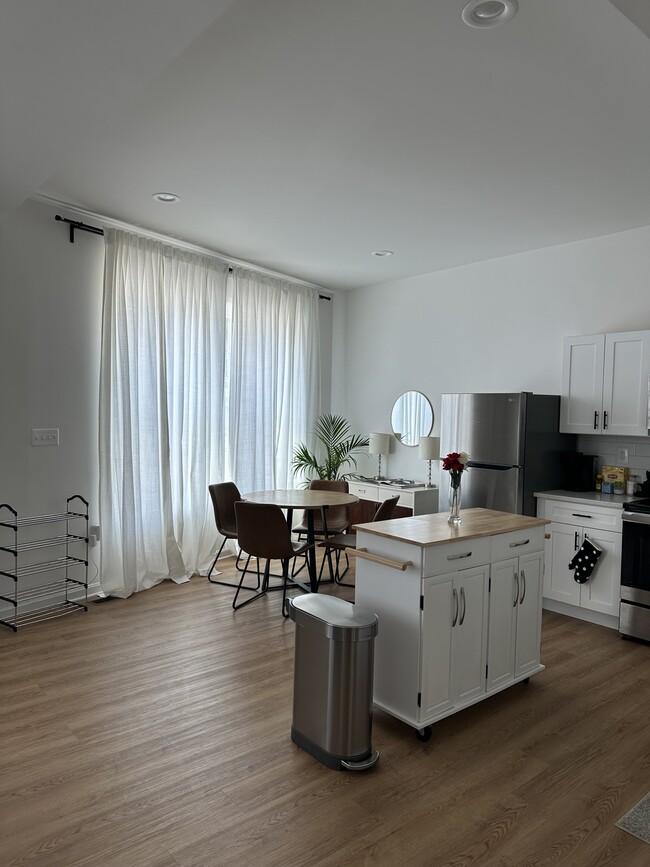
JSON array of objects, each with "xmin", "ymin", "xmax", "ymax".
[
  {"xmin": 487, "ymin": 558, "xmax": 518, "ymax": 691},
  {"xmin": 452, "ymin": 565, "xmax": 489, "ymax": 705},
  {"xmin": 514, "ymin": 550, "xmax": 544, "ymax": 677},
  {"xmin": 419, "ymin": 575, "xmax": 454, "ymax": 719}
]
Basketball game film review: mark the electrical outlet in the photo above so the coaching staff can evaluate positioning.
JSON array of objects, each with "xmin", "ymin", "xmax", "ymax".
[
  {"xmin": 31, "ymin": 428, "xmax": 59, "ymax": 446},
  {"xmin": 90, "ymin": 524, "xmax": 101, "ymax": 542},
  {"xmin": 616, "ymin": 447, "xmax": 629, "ymax": 464}
]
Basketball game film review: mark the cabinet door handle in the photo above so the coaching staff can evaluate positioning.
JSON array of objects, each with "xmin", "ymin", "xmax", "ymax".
[
  {"xmin": 509, "ymin": 539, "xmax": 530, "ymax": 548},
  {"xmin": 447, "ymin": 551, "xmax": 472, "ymax": 561},
  {"xmin": 594, "ymin": 410, "xmax": 599, "ymax": 430},
  {"xmin": 603, "ymin": 410, "xmax": 608, "ymax": 430},
  {"xmin": 459, "ymin": 587, "xmax": 466, "ymax": 625},
  {"xmin": 520, "ymin": 569, "xmax": 526, "ymax": 605},
  {"xmin": 572, "ymin": 513, "xmax": 592, "ymax": 519},
  {"xmin": 452, "ymin": 588, "xmax": 459, "ymax": 627},
  {"xmin": 513, "ymin": 572, "xmax": 519, "ymax": 607},
  {"xmin": 574, "ymin": 531, "xmax": 579, "ymax": 550}
]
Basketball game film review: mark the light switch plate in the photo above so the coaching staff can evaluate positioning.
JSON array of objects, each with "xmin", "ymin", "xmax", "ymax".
[{"xmin": 31, "ymin": 428, "xmax": 59, "ymax": 446}]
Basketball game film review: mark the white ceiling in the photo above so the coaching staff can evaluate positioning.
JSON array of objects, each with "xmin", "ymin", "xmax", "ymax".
[{"xmin": 2, "ymin": 0, "xmax": 650, "ymax": 290}]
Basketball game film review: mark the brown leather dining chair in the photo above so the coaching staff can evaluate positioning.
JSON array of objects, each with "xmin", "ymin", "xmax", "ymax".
[
  {"xmin": 293, "ymin": 479, "xmax": 350, "ymax": 583},
  {"xmin": 207, "ymin": 482, "xmax": 253, "ymax": 589},
  {"xmin": 318, "ymin": 494, "xmax": 400, "ymax": 586},
  {"xmin": 293, "ymin": 479, "xmax": 350, "ymax": 538},
  {"xmin": 233, "ymin": 500, "xmax": 314, "ymax": 616}
]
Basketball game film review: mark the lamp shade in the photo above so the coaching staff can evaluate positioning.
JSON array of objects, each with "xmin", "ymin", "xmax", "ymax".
[
  {"xmin": 369, "ymin": 432, "xmax": 391, "ymax": 456},
  {"xmin": 419, "ymin": 436, "xmax": 440, "ymax": 461}
]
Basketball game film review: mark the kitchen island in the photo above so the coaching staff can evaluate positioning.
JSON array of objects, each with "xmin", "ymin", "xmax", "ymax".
[{"xmin": 353, "ymin": 508, "xmax": 549, "ymax": 739}]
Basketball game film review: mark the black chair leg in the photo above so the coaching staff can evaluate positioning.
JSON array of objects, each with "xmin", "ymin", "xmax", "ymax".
[
  {"xmin": 233, "ymin": 556, "xmax": 269, "ymax": 610},
  {"xmin": 208, "ymin": 540, "xmax": 249, "ymax": 587},
  {"xmin": 209, "ymin": 544, "xmax": 259, "ymax": 589},
  {"xmin": 281, "ymin": 558, "xmax": 291, "ymax": 618}
]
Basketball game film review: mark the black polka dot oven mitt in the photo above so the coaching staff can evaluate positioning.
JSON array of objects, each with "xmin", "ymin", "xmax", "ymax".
[{"xmin": 568, "ymin": 537, "xmax": 603, "ymax": 583}]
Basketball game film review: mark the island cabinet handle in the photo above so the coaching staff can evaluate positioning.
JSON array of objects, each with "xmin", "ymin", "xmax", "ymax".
[
  {"xmin": 459, "ymin": 587, "xmax": 466, "ymax": 625},
  {"xmin": 509, "ymin": 539, "xmax": 529, "ymax": 548},
  {"xmin": 452, "ymin": 589, "xmax": 459, "ymax": 627},
  {"xmin": 572, "ymin": 513, "xmax": 593, "ymax": 519},
  {"xmin": 513, "ymin": 572, "xmax": 519, "ymax": 608},
  {"xmin": 351, "ymin": 548, "xmax": 412, "ymax": 571},
  {"xmin": 519, "ymin": 569, "xmax": 526, "ymax": 605},
  {"xmin": 446, "ymin": 551, "xmax": 472, "ymax": 561}
]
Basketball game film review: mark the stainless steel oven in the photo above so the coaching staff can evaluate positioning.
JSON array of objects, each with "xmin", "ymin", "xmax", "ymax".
[{"xmin": 620, "ymin": 499, "xmax": 650, "ymax": 641}]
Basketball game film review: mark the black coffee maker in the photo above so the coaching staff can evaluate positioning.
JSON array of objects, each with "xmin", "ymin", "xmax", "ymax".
[
  {"xmin": 637, "ymin": 471, "xmax": 650, "ymax": 496},
  {"xmin": 564, "ymin": 453, "xmax": 598, "ymax": 492}
]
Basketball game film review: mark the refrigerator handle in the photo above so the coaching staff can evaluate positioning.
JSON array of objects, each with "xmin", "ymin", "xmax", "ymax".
[{"xmin": 466, "ymin": 462, "xmax": 517, "ymax": 471}]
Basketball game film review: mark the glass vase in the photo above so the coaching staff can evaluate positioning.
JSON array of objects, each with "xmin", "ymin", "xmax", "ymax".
[{"xmin": 448, "ymin": 478, "xmax": 462, "ymax": 525}]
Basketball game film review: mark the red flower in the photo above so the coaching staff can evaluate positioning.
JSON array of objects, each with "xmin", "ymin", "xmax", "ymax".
[{"xmin": 442, "ymin": 451, "xmax": 469, "ymax": 473}]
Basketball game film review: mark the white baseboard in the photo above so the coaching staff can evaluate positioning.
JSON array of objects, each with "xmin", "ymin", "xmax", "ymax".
[{"xmin": 543, "ymin": 597, "xmax": 619, "ymax": 631}]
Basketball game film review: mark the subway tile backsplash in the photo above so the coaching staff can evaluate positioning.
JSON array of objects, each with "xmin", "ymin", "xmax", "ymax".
[{"xmin": 577, "ymin": 435, "xmax": 650, "ymax": 489}]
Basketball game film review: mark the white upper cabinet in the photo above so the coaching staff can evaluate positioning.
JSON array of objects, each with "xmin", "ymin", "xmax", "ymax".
[{"xmin": 560, "ymin": 331, "xmax": 650, "ymax": 436}]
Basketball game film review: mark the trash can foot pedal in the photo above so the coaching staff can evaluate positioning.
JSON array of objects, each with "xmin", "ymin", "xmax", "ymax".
[{"xmin": 341, "ymin": 750, "xmax": 379, "ymax": 771}]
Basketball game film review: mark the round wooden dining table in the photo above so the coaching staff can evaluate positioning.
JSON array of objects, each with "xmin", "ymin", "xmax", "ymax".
[{"xmin": 242, "ymin": 489, "xmax": 359, "ymax": 593}]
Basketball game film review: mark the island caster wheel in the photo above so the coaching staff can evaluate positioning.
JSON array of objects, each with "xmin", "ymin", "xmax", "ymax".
[{"xmin": 416, "ymin": 726, "xmax": 432, "ymax": 742}]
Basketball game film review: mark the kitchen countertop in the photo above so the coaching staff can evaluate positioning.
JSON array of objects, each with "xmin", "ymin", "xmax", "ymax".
[
  {"xmin": 353, "ymin": 507, "xmax": 547, "ymax": 548},
  {"xmin": 534, "ymin": 489, "xmax": 644, "ymax": 508}
]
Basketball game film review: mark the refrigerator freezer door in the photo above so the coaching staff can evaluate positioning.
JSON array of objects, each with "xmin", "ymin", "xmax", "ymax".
[
  {"xmin": 440, "ymin": 393, "xmax": 526, "ymax": 467},
  {"xmin": 441, "ymin": 465, "xmax": 522, "ymax": 514}
]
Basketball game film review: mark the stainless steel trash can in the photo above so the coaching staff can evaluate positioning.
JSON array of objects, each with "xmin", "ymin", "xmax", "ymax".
[{"xmin": 288, "ymin": 594, "xmax": 379, "ymax": 771}]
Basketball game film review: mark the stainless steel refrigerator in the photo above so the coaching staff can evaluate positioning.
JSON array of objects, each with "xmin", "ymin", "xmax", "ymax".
[{"xmin": 439, "ymin": 392, "xmax": 576, "ymax": 516}]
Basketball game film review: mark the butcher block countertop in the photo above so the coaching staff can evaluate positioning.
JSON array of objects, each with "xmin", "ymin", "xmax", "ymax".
[{"xmin": 352, "ymin": 507, "xmax": 548, "ymax": 548}]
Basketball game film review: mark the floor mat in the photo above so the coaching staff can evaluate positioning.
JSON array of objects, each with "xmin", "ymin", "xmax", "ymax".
[{"xmin": 616, "ymin": 792, "xmax": 650, "ymax": 844}]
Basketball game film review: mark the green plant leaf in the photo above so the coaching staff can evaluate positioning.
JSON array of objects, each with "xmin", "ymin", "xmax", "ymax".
[{"xmin": 292, "ymin": 414, "xmax": 370, "ymax": 482}]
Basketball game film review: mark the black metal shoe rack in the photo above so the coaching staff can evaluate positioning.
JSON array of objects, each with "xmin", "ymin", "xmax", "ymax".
[{"xmin": 0, "ymin": 495, "xmax": 89, "ymax": 631}]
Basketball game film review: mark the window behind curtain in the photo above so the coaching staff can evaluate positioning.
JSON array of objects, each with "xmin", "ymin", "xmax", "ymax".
[{"xmin": 99, "ymin": 229, "xmax": 320, "ymax": 597}]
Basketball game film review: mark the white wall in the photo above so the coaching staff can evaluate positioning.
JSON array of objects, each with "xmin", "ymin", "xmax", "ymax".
[
  {"xmin": 0, "ymin": 199, "xmax": 104, "ymax": 520},
  {"xmin": 342, "ymin": 226, "xmax": 650, "ymax": 485},
  {"xmin": 0, "ymin": 197, "xmax": 337, "ymax": 521}
]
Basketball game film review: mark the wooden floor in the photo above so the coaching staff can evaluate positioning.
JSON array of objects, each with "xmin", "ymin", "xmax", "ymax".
[{"xmin": 1, "ymin": 556, "xmax": 649, "ymax": 867}]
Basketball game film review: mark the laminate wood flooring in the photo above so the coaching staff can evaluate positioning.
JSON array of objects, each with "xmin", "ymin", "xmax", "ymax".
[{"xmin": 0, "ymin": 557, "xmax": 648, "ymax": 866}]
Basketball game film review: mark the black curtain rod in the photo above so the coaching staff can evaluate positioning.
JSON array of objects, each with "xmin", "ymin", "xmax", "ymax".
[
  {"xmin": 55, "ymin": 214, "xmax": 104, "ymax": 243},
  {"xmin": 53, "ymin": 215, "xmax": 331, "ymax": 298}
]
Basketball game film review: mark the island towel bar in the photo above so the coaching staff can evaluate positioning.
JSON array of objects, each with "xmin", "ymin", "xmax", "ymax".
[{"xmin": 350, "ymin": 548, "xmax": 412, "ymax": 571}]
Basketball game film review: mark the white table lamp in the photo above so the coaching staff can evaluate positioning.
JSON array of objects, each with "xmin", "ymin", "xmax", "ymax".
[
  {"xmin": 419, "ymin": 436, "xmax": 440, "ymax": 488},
  {"xmin": 369, "ymin": 432, "xmax": 391, "ymax": 480}
]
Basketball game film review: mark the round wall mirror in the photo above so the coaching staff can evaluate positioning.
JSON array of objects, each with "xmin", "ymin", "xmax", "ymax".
[{"xmin": 390, "ymin": 391, "xmax": 434, "ymax": 447}]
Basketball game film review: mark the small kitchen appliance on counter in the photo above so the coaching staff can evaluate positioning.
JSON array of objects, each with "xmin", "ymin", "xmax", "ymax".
[
  {"xmin": 620, "ymin": 498, "xmax": 650, "ymax": 642},
  {"xmin": 565, "ymin": 453, "xmax": 598, "ymax": 492}
]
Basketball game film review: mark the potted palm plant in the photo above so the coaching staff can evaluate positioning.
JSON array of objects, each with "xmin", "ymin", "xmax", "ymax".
[{"xmin": 292, "ymin": 414, "xmax": 370, "ymax": 484}]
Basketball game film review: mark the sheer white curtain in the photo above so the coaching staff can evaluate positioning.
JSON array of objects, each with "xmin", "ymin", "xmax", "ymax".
[{"xmin": 99, "ymin": 229, "xmax": 319, "ymax": 597}]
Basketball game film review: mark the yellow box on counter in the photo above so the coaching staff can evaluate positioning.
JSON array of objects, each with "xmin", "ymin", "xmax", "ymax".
[{"xmin": 601, "ymin": 465, "xmax": 626, "ymax": 494}]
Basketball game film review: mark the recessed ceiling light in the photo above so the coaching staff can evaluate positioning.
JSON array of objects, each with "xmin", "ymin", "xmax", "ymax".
[
  {"xmin": 152, "ymin": 192, "xmax": 181, "ymax": 203},
  {"xmin": 462, "ymin": 0, "xmax": 518, "ymax": 28},
  {"xmin": 372, "ymin": 250, "xmax": 394, "ymax": 257}
]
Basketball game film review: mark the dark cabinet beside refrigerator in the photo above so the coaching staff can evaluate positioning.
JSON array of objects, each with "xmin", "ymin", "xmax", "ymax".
[{"xmin": 440, "ymin": 392, "xmax": 577, "ymax": 516}]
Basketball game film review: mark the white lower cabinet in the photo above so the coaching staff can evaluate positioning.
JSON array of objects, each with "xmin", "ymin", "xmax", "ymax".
[
  {"xmin": 420, "ymin": 565, "xmax": 489, "ymax": 720},
  {"xmin": 545, "ymin": 522, "xmax": 621, "ymax": 617},
  {"xmin": 537, "ymin": 496, "xmax": 622, "ymax": 624}
]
